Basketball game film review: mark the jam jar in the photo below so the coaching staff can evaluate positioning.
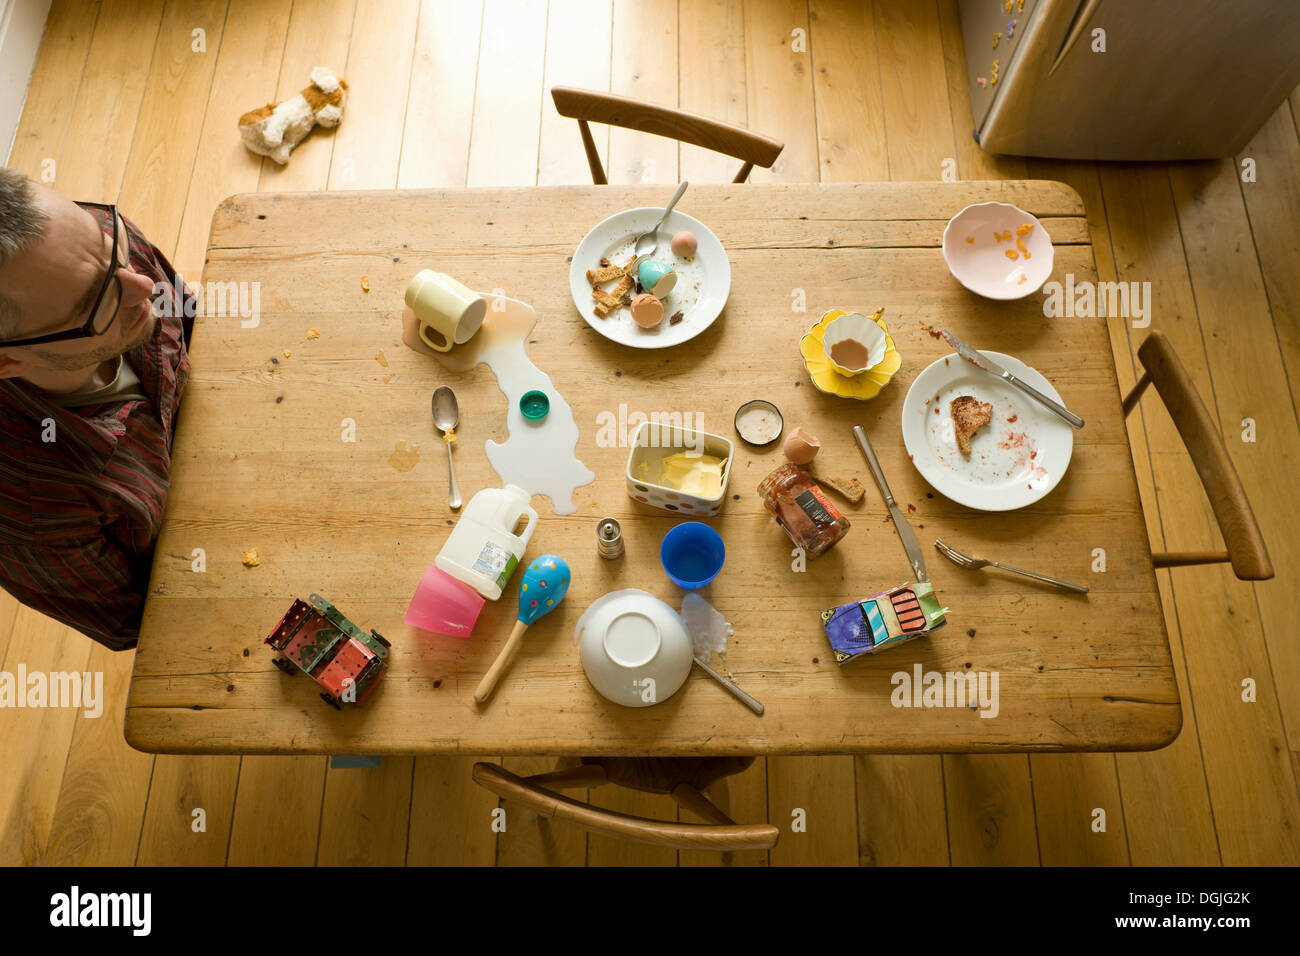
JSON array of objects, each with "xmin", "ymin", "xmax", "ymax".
[{"xmin": 757, "ymin": 463, "xmax": 851, "ymax": 558}]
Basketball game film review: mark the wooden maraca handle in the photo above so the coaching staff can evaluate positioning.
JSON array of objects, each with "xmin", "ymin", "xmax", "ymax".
[{"xmin": 474, "ymin": 619, "xmax": 529, "ymax": 705}]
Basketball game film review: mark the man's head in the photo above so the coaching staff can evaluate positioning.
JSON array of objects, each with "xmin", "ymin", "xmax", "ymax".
[{"xmin": 0, "ymin": 167, "xmax": 157, "ymax": 377}]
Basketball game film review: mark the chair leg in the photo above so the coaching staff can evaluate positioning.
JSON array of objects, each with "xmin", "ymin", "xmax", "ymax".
[
  {"xmin": 733, "ymin": 161, "xmax": 754, "ymax": 183},
  {"xmin": 578, "ymin": 119, "xmax": 607, "ymax": 185},
  {"xmin": 670, "ymin": 783, "xmax": 735, "ymax": 825},
  {"xmin": 524, "ymin": 764, "xmax": 610, "ymax": 791},
  {"xmin": 1151, "ymin": 551, "xmax": 1231, "ymax": 569},
  {"xmin": 1122, "ymin": 370, "xmax": 1152, "ymax": 418}
]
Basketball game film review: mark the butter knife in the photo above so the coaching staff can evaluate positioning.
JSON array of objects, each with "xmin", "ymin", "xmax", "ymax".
[
  {"xmin": 853, "ymin": 425, "xmax": 927, "ymax": 582},
  {"xmin": 940, "ymin": 329, "xmax": 1085, "ymax": 429}
]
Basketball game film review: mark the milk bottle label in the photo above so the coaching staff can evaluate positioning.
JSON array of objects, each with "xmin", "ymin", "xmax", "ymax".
[{"xmin": 473, "ymin": 542, "xmax": 518, "ymax": 590}]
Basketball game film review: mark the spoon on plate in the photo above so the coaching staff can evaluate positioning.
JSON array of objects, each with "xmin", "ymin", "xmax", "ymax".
[
  {"xmin": 633, "ymin": 181, "xmax": 689, "ymax": 266},
  {"xmin": 432, "ymin": 386, "xmax": 462, "ymax": 510}
]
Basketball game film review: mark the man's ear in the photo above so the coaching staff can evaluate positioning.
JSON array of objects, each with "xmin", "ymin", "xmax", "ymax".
[{"xmin": 0, "ymin": 353, "xmax": 33, "ymax": 379}]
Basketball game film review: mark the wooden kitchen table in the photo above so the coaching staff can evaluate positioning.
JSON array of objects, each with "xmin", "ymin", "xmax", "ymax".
[{"xmin": 125, "ymin": 182, "xmax": 1179, "ymax": 756}]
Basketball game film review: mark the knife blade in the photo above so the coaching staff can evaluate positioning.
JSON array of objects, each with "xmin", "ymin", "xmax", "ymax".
[
  {"xmin": 852, "ymin": 425, "xmax": 927, "ymax": 582},
  {"xmin": 940, "ymin": 328, "xmax": 1085, "ymax": 429}
]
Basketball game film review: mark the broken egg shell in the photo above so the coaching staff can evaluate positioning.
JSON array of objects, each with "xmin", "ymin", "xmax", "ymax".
[
  {"xmin": 670, "ymin": 230, "xmax": 698, "ymax": 258},
  {"xmin": 783, "ymin": 427, "xmax": 821, "ymax": 464},
  {"xmin": 630, "ymin": 292, "xmax": 664, "ymax": 328},
  {"xmin": 637, "ymin": 259, "xmax": 676, "ymax": 298}
]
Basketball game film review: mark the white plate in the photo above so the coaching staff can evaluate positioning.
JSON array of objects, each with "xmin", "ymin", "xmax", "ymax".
[
  {"xmin": 901, "ymin": 351, "xmax": 1073, "ymax": 511},
  {"xmin": 569, "ymin": 207, "xmax": 730, "ymax": 349}
]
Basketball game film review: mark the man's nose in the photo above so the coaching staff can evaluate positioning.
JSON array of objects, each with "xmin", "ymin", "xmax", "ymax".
[{"xmin": 119, "ymin": 268, "xmax": 156, "ymax": 305}]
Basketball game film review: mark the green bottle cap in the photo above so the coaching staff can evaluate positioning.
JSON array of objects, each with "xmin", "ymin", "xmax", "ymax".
[{"xmin": 520, "ymin": 390, "xmax": 550, "ymax": 421}]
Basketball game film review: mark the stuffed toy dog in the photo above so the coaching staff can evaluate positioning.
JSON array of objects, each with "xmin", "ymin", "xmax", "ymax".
[{"xmin": 239, "ymin": 66, "xmax": 348, "ymax": 164}]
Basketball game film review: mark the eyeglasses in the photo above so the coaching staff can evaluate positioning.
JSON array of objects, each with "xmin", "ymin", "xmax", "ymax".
[{"xmin": 0, "ymin": 201, "xmax": 131, "ymax": 349}]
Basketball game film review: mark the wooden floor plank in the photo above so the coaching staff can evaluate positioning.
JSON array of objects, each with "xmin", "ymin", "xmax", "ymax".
[
  {"xmin": 678, "ymin": 0, "xmax": 749, "ymax": 183},
  {"xmin": 873, "ymin": 0, "xmax": 951, "ymax": 181},
  {"xmin": 808, "ymin": 0, "xmax": 888, "ymax": 183},
  {"xmin": 397, "ymin": 0, "xmax": 484, "ymax": 189},
  {"xmin": 324, "ymin": 0, "xmax": 418, "ymax": 191},
  {"xmin": 1237, "ymin": 102, "xmax": 1300, "ymax": 418},
  {"xmin": 47, "ymin": 0, "xmax": 164, "ymax": 200},
  {"xmin": 1030, "ymin": 754, "xmax": 1129, "ymax": 865},
  {"xmin": 608, "ymin": 0, "xmax": 677, "ymax": 184},
  {"xmin": 855, "ymin": 754, "xmax": 949, "ymax": 865},
  {"xmin": 172, "ymin": 0, "xmax": 293, "ymax": 277},
  {"xmin": 0, "ymin": 610, "xmax": 92, "ymax": 865},
  {"xmin": 537, "ymin": 0, "xmax": 611, "ymax": 187},
  {"xmin": 255, "ymin": 0, "xmax": 356, "ymax": 193},
  {"xmin": 43, "ymin": 648, "xmax": 154, "ymax": 865},
  {"xmin": 743, "ymin": 0, "xmax": 816, "ymax": 184},
  {"xmin": 225, "ymin": 756, "xmax": 325, "ymax": 865},
  {"xmin": 943, "ymin": 754, "xmax": 1039, "ymax": 865},
  {"xmin": 465, "ymin": 0, "xmax": 547, "ymax": 187},
  {"xmin": 117, "ymin": 0, "xmax": 229, "ymax": 255},
  {"xmin": 316, "ymin": 757, "xmax": 414, "ymax": 866},
  {"xmin": 4, "ymin": 0, "xmax": 98, "ymax": 172},
  {"xmin": 135, "ymin": 754, "xmax": 240, "ymax": 865},
  {"xmin": 407, "ymin": 757, "xmax": 501, "ymax": 866},
  {"xmin": 767, "ymin": 755, "xmax": 858, "ymax": 866}
]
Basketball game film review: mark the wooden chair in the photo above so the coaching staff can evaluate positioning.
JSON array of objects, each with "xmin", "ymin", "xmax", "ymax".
[
  {"xmin": 1123, "ymin": 330, "xmax": 1273, "ymax": 579},
  {"xmin": 472, "ymin": 757, "xmax": 779, "ymax": 851},
  {"xmin": 550, "ymin": 86, "xmax": 784, "ymax": 184}
]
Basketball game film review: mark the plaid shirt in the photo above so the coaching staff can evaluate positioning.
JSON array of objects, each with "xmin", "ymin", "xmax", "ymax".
[{"xmin": 0, "ymin": 215, "xmax": 189, "ymax": 650}]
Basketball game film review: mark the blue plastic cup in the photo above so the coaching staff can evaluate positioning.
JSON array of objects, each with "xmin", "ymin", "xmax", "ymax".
[{"xmin": 660, "ymin": 522, "xmax": 725, "ymax": 589}]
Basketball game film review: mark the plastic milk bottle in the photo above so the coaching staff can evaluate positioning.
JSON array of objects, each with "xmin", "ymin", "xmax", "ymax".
[{"xmin": 435, "ymin": 485, "xmax": 539, "ymax": 600}]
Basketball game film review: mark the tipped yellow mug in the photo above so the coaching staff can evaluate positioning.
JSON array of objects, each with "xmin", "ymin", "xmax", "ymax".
[{"xmin": 405, "ymin": 270, "xmax": 487, "ymax": 352}]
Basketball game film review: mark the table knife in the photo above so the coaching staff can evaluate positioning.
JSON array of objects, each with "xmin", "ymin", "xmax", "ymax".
[
  {"xmin": 940, "ymin": 329, "xmax": 1085, "ymax": 429},
  {"xmin": 852, "ymin": 425, "xmax": 927, "ymax": 582}
]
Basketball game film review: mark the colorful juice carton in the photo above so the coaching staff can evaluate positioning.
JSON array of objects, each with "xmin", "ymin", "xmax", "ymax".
[{"xmin": 819, "ymin": 582, "xmax": 947, "ymax": 662}]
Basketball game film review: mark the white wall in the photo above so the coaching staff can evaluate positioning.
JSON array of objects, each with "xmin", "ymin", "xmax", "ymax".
[{"xmin": 0, "ymin": 0, "xmax": 54, "ymax": 163}]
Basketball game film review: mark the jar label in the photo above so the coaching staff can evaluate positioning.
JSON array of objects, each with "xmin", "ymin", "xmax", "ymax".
[{"xmin": 794, "ymin": 487, "xmax": 842, "ymax": 528}]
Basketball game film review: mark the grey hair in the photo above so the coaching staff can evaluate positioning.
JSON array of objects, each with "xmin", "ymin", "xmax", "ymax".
[{"xmin": 0, "ymin": 167, "xmax": 50, "ymax": 339}]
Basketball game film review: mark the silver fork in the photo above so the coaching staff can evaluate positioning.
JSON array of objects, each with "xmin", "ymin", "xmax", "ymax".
[{"xmin": 934, "ymin": 538, "xmax": 1089, "ymax": 593}]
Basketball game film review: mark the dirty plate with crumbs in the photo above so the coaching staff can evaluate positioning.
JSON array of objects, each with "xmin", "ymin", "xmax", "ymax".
[
  {"xmin": 900, "ymin": 350, "xmax": 1074, "ymax": 511},
  {"xmin": 568, "ymin": 207, "xmax": 730, "ymax": 349}
]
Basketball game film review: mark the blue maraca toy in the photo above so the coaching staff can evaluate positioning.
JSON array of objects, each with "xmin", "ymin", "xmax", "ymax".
[{"xmin": 474, "ymin": 555, "xmax": 570, "ymax": 704}]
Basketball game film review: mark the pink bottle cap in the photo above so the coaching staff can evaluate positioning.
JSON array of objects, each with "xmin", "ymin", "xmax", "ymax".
[{"xmin": 405, "ymin": 566, "xmax": 485, "ymax": 637}]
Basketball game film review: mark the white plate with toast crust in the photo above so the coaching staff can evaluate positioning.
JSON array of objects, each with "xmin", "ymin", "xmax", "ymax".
[
  {"xmin": 569, "ymin": 207, "xmax": 730, "ymax": 349},
  {"xmin": 901, "ymin": 351, "xmax": 1074, "ymax": 511}
]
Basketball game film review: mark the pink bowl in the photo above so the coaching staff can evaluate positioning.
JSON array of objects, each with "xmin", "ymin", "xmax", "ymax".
[{"xmin": 941, "ymin": 202, "xmax": 1053, "ymax": 300}]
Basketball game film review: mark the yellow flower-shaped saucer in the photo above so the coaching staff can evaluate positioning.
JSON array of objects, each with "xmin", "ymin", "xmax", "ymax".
[{"xmin": 799, "ymin": 308, "xmax": 902, "ymax": 399}]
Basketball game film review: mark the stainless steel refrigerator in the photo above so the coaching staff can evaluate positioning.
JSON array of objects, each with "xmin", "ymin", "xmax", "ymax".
[{"xmin": 959, "ymin": 0, "xmax": 1300, "ymax": 159}]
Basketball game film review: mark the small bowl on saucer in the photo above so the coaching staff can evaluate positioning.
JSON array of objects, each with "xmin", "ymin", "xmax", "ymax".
[
  {"xmin": 822, "ymin": 312, "xmax": 888, "ymax": 376},
  {"xmin": 941, "ymin": 201, "xmax": 1053, "ymax": 300},
  {"xmin": 573, "ymin": 589, "xmax": 694, "ymax": 707}
]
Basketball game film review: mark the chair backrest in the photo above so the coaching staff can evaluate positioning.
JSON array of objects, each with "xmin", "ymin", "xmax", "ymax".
[
  {"xmin": 550, "ymin": 86, "xmax": 784, "ymax": 184},
  {"xmin": 472, "ymin": 761, "xmax": 779, "ymax": 851},
  {"xmin": 1126, "ymin": 330, "xmax": 1273, "ymax": 580}
]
